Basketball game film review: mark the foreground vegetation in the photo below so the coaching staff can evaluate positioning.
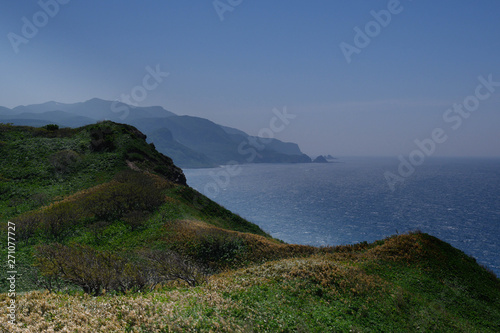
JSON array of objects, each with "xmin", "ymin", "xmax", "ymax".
[
  {"xmin": 2, "ymin": 232, "xmax": 500, "ymax": 332},
  {"xmin": 1, "ymin": 122, "xmax": 499, "ymax": 332}
]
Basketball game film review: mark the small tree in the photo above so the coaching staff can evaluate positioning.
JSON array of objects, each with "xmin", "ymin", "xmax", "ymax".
[
  {"xmin": 13, "ymin": 212, "xmax": 41, "ymax": 244},
  {"xmin": 40, "ymin": 202, "xmax": 80, "ymax": 241},
  {"xmin": 34, "ymin": 244, "xmax": 208, "ymax": 294},
  {"xmin": 140, "ymin": 249, "xmax": 208, "ymax": 287},
  {"xmin": 34, "ymin": 243, "xmax": 120, "ymax": 295}
]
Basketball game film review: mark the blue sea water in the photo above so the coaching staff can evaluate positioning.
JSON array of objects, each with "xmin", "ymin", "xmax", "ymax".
[{"xmin": 183, "ymin": 157, "xmax": 500, "ymax": 277}]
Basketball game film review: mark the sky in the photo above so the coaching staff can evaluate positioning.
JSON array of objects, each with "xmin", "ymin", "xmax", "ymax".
[{"xmin": 1, "ymin": 0, "xmax": 499, "ymax": 157}]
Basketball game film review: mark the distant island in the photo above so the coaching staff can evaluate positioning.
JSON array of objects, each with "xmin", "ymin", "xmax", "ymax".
[
  {"xmin": 312, "ymin": 155, "xmax": 329, "ymax": 163},
  {"xmin": 0, "ymin": 98, "xmax": 335, "ymax": 168}
]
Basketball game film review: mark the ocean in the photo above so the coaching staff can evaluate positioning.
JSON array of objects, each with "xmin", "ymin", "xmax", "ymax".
[{"xmin": 183, "ymin": 157, "xmax": 500, "ymax": 277}]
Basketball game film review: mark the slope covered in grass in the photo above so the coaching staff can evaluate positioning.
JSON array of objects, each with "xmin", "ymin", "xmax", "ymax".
[
  {"xmin": 1, "ymin": 122, "xmax": 499, "ymax": 332},
  {"xmin": 0, "ymin": 122, "xmax": 274, "ymax": 294},
  {"xmin": 0, "ymin": 121, "xmax": 185, "ymax": 221},
  {"xmin": 1, "ymin": 233, "xmax": 499, "ymax": 332}
]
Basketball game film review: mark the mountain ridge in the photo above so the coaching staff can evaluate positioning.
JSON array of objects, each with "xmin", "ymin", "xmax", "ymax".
[{"xmin": 0, "ymin": 99, "xmax": 315, "ymax": 168}]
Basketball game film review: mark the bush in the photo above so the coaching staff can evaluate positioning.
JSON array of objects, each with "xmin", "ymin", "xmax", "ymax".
[
  {"xmin": 125, "ymin": 152, "xmax": 145, "ymax": 162},
  {"xmin": 43, "ymin": 124, "xmax": 59, "ymax": 131},
  {"xmin": 0, "ymin": 182, "xmax": 11, "ymax": 196},
  {"xmin": 34, "ymin": 243, "xmax": 125, "ymax": 295},
  {"xmin": 83, "ymin": 178, "xmax": 164, "ymax": 222},
  {"xmin": 89, "ymin": 127, "xmax": 116, "ymax": 152},
  {"xmin": 13, "ymin": 211, "xmax": 41, "ymax": 243},
  {"xmin": 11, "ymin": 171, "xmax": 164, "ymax": 243},
  {"xmin": 88, "ymin": 221, "xmax": 110, "ymax": 243},
  {"xmin": 30, "ymin": 192, "xmax": 49, "ymax": 206},
  {"xmin": 34, "ymin": 244, "xmax": 207, "ymax": 295},
  {"xmin": 12, "ymin": 199, "xmax": 83, "ymax": 242},
  {"xmin": 194, "ymin": 232, "xmax": 246, "ymax": 267},
  {"xmin": 49, "ymin": 150, "xmax": 81, "ymax": 174},
  {"xmin": 122, "ymin": 210, "xmax": 148, "ymax": 231},
  {"xmin": 139, "ymin": 249, "xmax": 208, "ymax": 287},
  {"xmin": 40, "ymin": 202, "xmax": 81, "ymax": 240}
]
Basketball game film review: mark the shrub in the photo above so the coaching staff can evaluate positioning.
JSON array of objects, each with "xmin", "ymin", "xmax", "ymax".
[
  {"xmin": 13, "ymin": 211, "xmax": 41, "ymax": 243},
  {"xmin": 122, "ymin": 210, "xmax": 148, "ymax": 231},
  {"xmin": 40, "ymin": 202, "xmax": 81, "ymax": 240},
  {"xmin": 83, "ymin": 178, "xmax": 164, "ymax": 222},
  {"xmin": 89, "ymin": 127, "xmax": 116, "ymax": 152},
  {"xmin": 43, "ymin": 124, "xmax": 59, "ymax": 131},
  {"xmin": 88, "ymin": 221, "xmax": 111, "ymax": 243},
  {"xmin": 138, "ymin": 249, "xmax": 208, "ymax": 287},
  {"xmin": 49, "ymin": 150, "xmax": 81, "ymax": 174},
  {"xmin": 11, "ymin": 171, "xmax": 164, "ymax": 244},
  {"xmin": 20, "ymin": 262, "xmax": 65, "ymax": 293},
  {"xmin": 194, "ymin": 232, "xmax": 246, "ymax": 267},
  {"xmin": 30, "ymin": 192, "xmax": 49, "ymax": 206},
  {"xmin": 35, "ymin": 243, "xmax": 126, "ymax": 295},
  {"xmin": 0, "ymin": 182, "xmax": 11, "ymax": 196},
  {"xmin": 12, "ymin": 200, "xmax": 82, "ymax": 242},
  {"xmin": 34, "ymin": 244, "xmax": 207, "ymax": 295},
  {"xmin": 125, "ymin": 152, "xmax": 145, "ymax": 162}
]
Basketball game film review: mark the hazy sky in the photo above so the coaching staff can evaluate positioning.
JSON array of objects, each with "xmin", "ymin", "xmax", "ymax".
[{"xmin": 1, "ymin": 0, "xmax": 499, "ymax": 157}]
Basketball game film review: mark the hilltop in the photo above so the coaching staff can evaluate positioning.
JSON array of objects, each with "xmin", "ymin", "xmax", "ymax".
[
  {"xmin": 0, "ymin": 122, "xmax": 499, "ymax": 332},
  {"xmin": 0, "ymin": 99, "xmax": 313, "ymax": 168}
]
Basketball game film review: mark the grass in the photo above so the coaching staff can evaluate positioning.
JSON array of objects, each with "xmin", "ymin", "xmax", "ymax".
[
  {"xmin": 1, "ymin": 122, "xmax": 499, "ymax": 331},
  {"xmin": 2, "ymin": 233, "xmax": 499, "ymax": 332}
]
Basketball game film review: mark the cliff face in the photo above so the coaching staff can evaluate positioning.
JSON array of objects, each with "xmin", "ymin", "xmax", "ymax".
[{"xmin": 87, "ymin": 121, "xmax": 187, "ymax": 185}]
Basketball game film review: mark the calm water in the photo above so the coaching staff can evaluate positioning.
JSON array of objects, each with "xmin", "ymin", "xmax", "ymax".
[{"xmin": 183, "ymin": 157, "xmax": 500, "ymax": 277}]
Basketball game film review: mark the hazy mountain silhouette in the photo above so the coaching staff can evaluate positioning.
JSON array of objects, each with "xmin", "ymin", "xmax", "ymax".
[{"xmin": 0, "ymin": 98, "xmax": 311, "ymax": 167}]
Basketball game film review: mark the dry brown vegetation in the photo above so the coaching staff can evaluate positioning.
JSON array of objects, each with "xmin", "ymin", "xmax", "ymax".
[
  {"xmin": 0, "ymin": 252, "xmax": 386, "ymax": 333},
  {"xmin": 165, "ymin": 219, "xmax": 323, "ymax": 267},
  {"xmin": 2, "ymin": 232, "xmax": 500, "ymax": 332}
]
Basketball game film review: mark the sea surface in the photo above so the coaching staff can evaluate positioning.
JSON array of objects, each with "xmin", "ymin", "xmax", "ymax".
[{"xmin": 183, "ymin": 157, "xmax": 500, "ymax": 277}]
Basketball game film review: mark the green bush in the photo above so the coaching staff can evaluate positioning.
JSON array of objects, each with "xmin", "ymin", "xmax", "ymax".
[
  {"xmin": 189, "ymin": 231, "xmax": 247, "ymax": 268},
  {"xmin": 11, "ymin": 171, "xmax": 165, "ymax": 243},
  {"xmin": 43, "ymin": 124, "xmax": 59, "ymax": 131},
  {"xmin": 41, "ymin": 201, "xmax": 81, "ymax": 240},
  {"xmin": 83, "ymin": 177, "xmax": 164, "ymax": 222},
  {"xmin": 49, "ymin": 150, "xmax": 81, "ymax": 174},
  {"xmin": 90, "ymin": 127, "xmax": 116, "ymax": 152},
  {"xmin": 0, "ymin": 182, "xmax": 11, "ymax": 196},
  {"xmin": 122, "ymin": 210, "xmax": 148, "ymax": 231},
  {"xmin": 125, "ymin": 152, "xmax": 145, "ymax": 162}
]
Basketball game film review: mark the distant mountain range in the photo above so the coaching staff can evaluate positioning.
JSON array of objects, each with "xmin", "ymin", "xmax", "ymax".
[{"xmin": 0, "ymin": 98, "xmax": 320, "ymax": 168}]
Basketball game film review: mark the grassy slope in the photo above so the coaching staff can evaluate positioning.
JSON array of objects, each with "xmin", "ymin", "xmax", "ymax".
[
  {"xmin": 1, "ymin": 233, "xmax": 499, "ymax": 332},
  {"xmin": 1, "ymin": 123, "xmax": 499, "ymax": 332},
  {"xmin": 0, "ymin": 122, "xmax": 274, "ymax": 291}
]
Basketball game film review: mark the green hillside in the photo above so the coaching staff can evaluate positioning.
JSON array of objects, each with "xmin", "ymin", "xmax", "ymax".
[{"xmin": 1, "ymin": 122, "xmax": 499, "ymax": 332}]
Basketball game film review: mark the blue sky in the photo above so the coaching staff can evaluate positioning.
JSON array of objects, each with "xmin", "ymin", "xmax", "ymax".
[{"xmin": 1, "ymin": 0, "xmax": 499, "ymax": 157}]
